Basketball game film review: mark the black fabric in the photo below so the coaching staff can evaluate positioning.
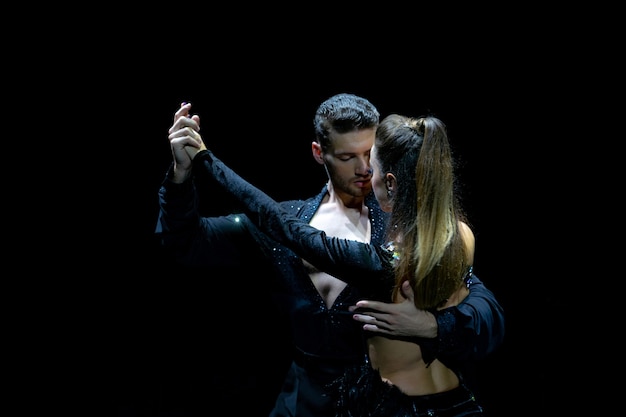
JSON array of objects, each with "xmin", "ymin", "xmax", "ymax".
[
  {"xmin": 155, "ymin": 149, "xmax": 505, "ymax": 417},
  {"xmin": 329, "ymin": 365, "xmax": 484, "ymax": 417}
]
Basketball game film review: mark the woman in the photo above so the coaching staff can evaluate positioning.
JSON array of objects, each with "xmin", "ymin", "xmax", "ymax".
[{"xmin": 175, "ymin": 108, "xmax": 490, "ymax": 416}]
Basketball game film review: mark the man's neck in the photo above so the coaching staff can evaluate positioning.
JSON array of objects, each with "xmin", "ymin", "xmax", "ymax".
[
  {"xmin": 313, "ymin": 182, "xmax": 371, "ymax": 243},
  {"xmin": 324, "ymin": 181, "xmax": 366, "ymax": 210}
]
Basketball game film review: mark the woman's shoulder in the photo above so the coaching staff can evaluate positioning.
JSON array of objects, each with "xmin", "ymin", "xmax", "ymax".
[{"xmin": 458, "ymin": 221, "xmax": 475, "ymax": 265}]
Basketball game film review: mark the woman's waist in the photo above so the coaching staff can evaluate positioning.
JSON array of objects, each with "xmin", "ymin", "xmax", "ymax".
[{"xmin": 368, "ymin": 338, "xmax": 459, "ymax": 396}]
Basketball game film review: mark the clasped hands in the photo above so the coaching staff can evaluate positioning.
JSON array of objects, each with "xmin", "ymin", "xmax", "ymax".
[{"xmin": 169, "ymin": 102, "xmax": 207, "ymax": 168}]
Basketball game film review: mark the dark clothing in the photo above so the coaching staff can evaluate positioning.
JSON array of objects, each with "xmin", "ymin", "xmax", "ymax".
[
  {"xmin": 156, "ymin": 150, "xmax": 505, "ymax": 417},
  {"xmin": 330, "ymin": 365, "xmax": 483, "ymax": 417},
  {"xmin": 157, "ymin": 172, "xmax": 389, "ymax": 363},
  {"xmin": 270, "ymin": 359, "xmax": 361, "ymax": 417}
]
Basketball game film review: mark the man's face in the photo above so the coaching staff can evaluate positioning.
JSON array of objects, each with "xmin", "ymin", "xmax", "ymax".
[{"xmin": 322, "ymin": 127, "xmax": 376, "ymax": 201}]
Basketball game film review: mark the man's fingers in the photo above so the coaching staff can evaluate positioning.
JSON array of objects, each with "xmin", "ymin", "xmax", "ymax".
[
  {"xmin": 353, "ymin": 313, "xmax": 395, "ymax": 334},
  {"xmin": 353, "ymin": 313, "xmax": 391, "ymax": 326},
  {"xmin": 170, "ymin": 102, "xmax": 200, "ymax": 135},
  {"xmin": 174, "ymin": 102, "xmax": 191, "ymax": 121},
  {"xmin": 354, "ymin": 300, "xmax": 391, "ymax": 313},
  {"xmin": 352, "ymin": 313, "xmax": 376, "ymax": 323},
  {"xmin": 362, "ymin": 324, "xmax": 391, "ymax": 333}
]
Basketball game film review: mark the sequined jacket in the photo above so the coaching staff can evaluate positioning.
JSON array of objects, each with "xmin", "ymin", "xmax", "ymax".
[{"xmin": 156, "ymin": 150, "xmax": 505, "ymax": 366}]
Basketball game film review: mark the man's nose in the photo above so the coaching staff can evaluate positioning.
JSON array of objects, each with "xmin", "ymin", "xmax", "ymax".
[{"xmin": 357, "ymin": 160, "xmax": 371, "ymax": 175}]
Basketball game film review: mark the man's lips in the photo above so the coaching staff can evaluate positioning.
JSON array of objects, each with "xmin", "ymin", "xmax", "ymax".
[{"xmin": 354, "ymin": 179, "xmax": 371, "ymax": 188}]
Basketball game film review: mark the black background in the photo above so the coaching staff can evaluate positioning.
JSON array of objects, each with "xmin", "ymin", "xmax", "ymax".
[
  {"xmin": 24, "ymin": 18, "xmax": 580, "ymax": 415},
  {"xmin": 87, "ymin": 77, "xmax": 560, "ymax": 416}
]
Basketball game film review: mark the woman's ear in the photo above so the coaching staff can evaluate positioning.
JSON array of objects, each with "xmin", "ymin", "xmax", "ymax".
[
  {"xmin": 311, "ymin": 141, "xmax": 324, "ymax": 165},
  {"xmin": 385, "ymin": 173, "xmax": 397, "ymax": 193},
  {"xmin": 385, "ymin": 173, "xmax": 398, "ymax": 200}
]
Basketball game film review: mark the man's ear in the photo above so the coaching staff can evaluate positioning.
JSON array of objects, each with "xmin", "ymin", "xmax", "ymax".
[{"xmin": 311, "ymin": 141, "xmax": 324, "ymax": 165}]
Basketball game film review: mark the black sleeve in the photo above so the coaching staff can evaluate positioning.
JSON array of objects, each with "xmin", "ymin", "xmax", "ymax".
[
  {"xmin": 420, "ymin": 274, "xmax": 505, "ymax": 363},
  {"xmin": 193, "ymin": 149, "xmax": 394, "ymax": 295},
  {"xmin": 155, "ymin": 166, "xmax": 260, "ymax": 268}
]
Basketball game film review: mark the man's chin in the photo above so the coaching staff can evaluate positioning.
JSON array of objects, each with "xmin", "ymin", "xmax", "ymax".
[{"xmin": 351, "ymin": 188, "xmax": 372, "ymax": 198}]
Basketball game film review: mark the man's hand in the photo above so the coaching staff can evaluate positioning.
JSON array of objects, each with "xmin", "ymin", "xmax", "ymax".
[
  {"xmin": 350, "ymin": 281, "xmax": 438, "ymax": 338},
  {"xmin": 167, "ymin": 102, "xmax": 207, "ymax": 183}
]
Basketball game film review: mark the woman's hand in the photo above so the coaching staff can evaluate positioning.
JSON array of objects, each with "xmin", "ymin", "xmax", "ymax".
[{"xmin": 167, "ymin": 102, "xmax": 207, "ymax": 183}]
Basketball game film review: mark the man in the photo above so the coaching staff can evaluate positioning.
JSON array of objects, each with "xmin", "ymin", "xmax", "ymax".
[{"xmin": 156, "ymin": 94, "xmax": 504, "ymax": 417}]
